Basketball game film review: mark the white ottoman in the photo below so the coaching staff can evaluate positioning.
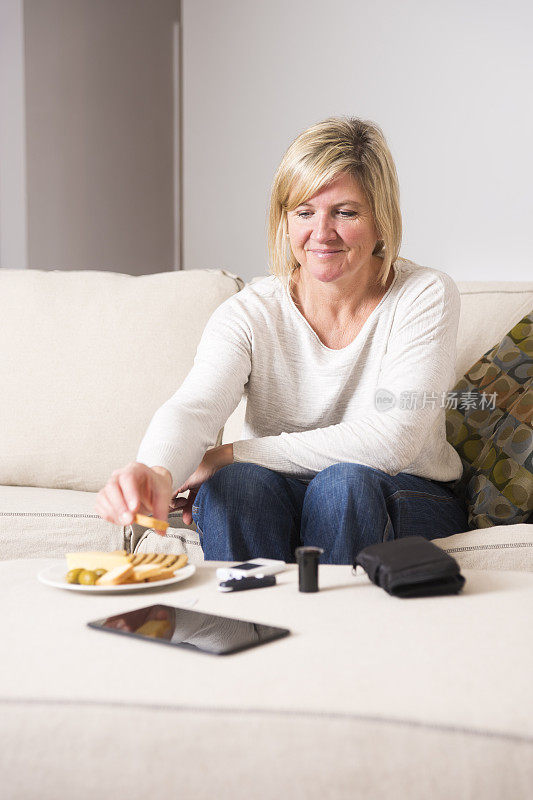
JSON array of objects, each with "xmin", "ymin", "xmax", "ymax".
[{"xmin": 1, "ymin": 560, "xmax": 532, "ymax": 799}]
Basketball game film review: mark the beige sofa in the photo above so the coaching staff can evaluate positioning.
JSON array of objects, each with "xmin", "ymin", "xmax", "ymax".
[{"xmin": 1, "ymin": 268, "xmax": 532, "ymax": 569}]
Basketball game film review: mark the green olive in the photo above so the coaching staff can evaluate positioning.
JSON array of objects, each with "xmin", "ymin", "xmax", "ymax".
[
  {"xmin": 94, "ymin": 569, "xmax": 107, "ymax": 579},
  {"xmin": 78, "ymin": 569, "xmax": 98, "ymax": 586},
  {"xmin": 66, "ymin": 568, "xmax": 83, "ymax": 584}
]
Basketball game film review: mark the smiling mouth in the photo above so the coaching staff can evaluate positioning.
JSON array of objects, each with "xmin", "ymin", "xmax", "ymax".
[{"xmin": 307, "ymin": 249, "xmax": 343, "ymax": 256}]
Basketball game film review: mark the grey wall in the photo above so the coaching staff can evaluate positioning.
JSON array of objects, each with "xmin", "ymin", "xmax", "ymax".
[
  {"xmin": 182, "ymin": 0, "xmax": 533, "ymax": 283},
  {"xmin": 0, "ymin": 0, "xmax": 27, "ymax": 269},
  {"xmin": 6, "ymin": 0, "xmax": 180, "ymax": 274}
]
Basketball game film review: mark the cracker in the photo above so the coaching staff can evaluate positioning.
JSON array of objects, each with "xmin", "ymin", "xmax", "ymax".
[
  {"xmin": 131, "ymin": 564, "xmax": 170, "ymax": 581},
  {"xmin": 133, "ymin": 513, "xmax": 169, "ymax": 532},
  {"xmin": 145, "ymin": 568, "xmax": 178, "ymax": 582},
  {"xmin": 96, "ymin": 563, "xmax": 134, "ymax": 586}
]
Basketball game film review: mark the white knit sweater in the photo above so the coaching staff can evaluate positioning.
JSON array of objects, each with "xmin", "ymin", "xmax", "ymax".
[{"xmin": 136, "ymin": 258, "xmax": 463, "ymax": 491}]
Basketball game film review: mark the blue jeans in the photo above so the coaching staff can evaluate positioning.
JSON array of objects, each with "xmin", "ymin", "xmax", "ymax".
[{"xmin": 192, "ymin": 462, "xmax": 468, "ymax": 565}]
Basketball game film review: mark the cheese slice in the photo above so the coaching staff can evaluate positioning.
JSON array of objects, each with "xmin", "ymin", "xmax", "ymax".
[{"xmin": 66, "ymin": 551, "xmax": 132, "ymax": 571}]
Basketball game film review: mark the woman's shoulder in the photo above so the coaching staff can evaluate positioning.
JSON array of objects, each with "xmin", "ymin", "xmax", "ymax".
[
  {"xmin": 205, "ymin": 274, "xmax": 283, "ymax": 330},
  {"xmin": 242, "ymin": 274, "xmax": 282, "ymax": 297},
  {"xmin": 393, "ymin": 256, "xmax": 459, "ymax": 303},
  {"xmin": 217, "ymin": 274, "xmax": 283, "ymax": 311}
]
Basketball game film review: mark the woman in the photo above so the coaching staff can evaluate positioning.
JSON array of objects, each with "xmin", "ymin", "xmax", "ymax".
[{"xmin": 96, "ymin": 117, "xmax": 467, "ymax": 564}]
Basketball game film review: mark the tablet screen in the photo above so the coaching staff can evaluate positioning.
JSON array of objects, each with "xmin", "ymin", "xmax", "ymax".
[{"xmin": 88, "ymin": 604, "xmax": 290, "ymax": 655}]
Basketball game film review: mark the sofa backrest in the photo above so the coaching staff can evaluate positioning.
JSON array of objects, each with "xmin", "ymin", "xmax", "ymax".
[
  {"xmin": 2, "ymin": 269, "xmax": 531, "ymax": 491},
  {"xmin": 454, "ymin": 281, "xmax": 533, "ymax": 381},
  {"xmin": 0, "ymin": 268, "xmax": 243, "ymax": 492}
]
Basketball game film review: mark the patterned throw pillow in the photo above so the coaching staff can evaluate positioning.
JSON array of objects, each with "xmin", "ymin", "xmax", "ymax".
[{"xmin": 446, "ymin": 311, "xmax": 533, "ymax": 528}]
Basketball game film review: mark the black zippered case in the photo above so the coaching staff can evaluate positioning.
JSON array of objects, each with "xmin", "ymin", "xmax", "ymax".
[{"xmin": 354, "ymin": 535, "xmax": 466, "ymax": 598}]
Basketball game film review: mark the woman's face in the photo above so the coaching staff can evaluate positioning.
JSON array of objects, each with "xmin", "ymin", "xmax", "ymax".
[{"xmin": 287, "ymin": 173, "xmax": 380, "ymax": 286}]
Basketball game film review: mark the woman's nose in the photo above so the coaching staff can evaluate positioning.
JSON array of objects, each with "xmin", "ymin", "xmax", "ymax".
[{"xmin": 311, "ymin": 213, "xmax": 336, "ymax": 242}]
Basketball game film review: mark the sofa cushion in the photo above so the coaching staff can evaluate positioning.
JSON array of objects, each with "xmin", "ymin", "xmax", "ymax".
[
  {"xmin": 0, "ymin": 485, "xmax": 125, "ymax": 559},
  {"xmin": 433, "ymin": 523, "xmax": 533, "ymax": 571},
  {"xmin": 132, "ymin": 520, "xmax": 533, "ymax": 572},
  {"xmin": 446, "ymin": 311, "xmax": 533, "ymax": 528},
  {"xmin": 0, "ymin": 268, "xmax": 243, "ymax": 493}
]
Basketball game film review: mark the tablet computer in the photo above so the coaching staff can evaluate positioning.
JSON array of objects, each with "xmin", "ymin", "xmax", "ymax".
[{"xmin": 88, "ymin": 604, "xmax": 290, "ymax": 656}]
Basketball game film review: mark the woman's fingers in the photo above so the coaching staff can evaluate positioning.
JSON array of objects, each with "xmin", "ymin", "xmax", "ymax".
[
  {"xmin": 104, "ymin": 478, "xmax": 133, "ymax": 524},
  {"xmin": 96, "ymin": 484, "xmax": 128, "ymax": 525},
  {"xmin": 150, "ymin": 486, "xmax": 171, "ymax": 526},
  {"xmin": 118, "ymin": 470, "xmax": 144, "ymax": 516},
  {"xmin": 182, "ymin": 489, "xmax": 198, "ymax": 526},
  {"xmin": 94, "ymin": 492, "xmax": 118, "ymax": 525},
  {"xmin": 182, "ymin": 503, "xmax": 193, "ymax": 526},
  {"xmin": 169, "ymin": 493, "xmax": 194, "ymax": 525},
  {"xmin": 96, "ymin": 464, "xmax": 142, "ymax": 525},
  {"xmin": 96, "ymin": 463, "xmax": 172, "ymax": 527},
  {"xmin": 170, "ymin": 496, "xmax": 188, "ymax": 509}
]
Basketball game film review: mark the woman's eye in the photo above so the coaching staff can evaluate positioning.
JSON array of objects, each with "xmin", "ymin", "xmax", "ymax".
[{"xmin": 294, "ymin": 209, "xmax": 356, "ymax": 219}]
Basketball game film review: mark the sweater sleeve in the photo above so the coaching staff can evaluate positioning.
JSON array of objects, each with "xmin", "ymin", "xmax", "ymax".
[
  {"xmin": 232, "ymin": 274, "xmax": 460, "ymax": 478},
  {"xmin": 136, "ymin": 299, "xmax": 251, "ymax": 491}
]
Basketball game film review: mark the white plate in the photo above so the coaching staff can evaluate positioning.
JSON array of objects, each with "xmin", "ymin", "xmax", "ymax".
[{"xmin": 38, "ymin": 561, "xmax": 196, "ymax": 594}]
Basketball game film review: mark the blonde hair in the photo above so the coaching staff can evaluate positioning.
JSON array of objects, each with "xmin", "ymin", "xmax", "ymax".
[{"xmin": 268, "ymin": 117, "xmax": 402, "ymax": 289}]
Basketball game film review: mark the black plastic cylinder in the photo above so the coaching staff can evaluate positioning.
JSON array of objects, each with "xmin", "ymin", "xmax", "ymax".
[{"xmin": 295, "ymin": 546, "xmax": 324, "ymax": 593}]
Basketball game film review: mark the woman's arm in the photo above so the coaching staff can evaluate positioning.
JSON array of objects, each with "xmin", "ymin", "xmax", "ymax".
[
  {"xmin": 136, "ymin": 298, "xmax": 251, "ymax": 492},
  {"xmin": 232, "ymin": 274, "xmax": 460, "ymax": 479}
]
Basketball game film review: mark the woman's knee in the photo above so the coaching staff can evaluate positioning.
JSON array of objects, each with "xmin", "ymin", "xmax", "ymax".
[
  {"xmin": 194, "ymin": 462, "xmax": 303, "ymax": 562},
  {"xmin": 305, "ymin": 462, "xmax": 385, "ymax": 506},
  {"xmin": 196, "ymin": 461, "xmax": 292, "ymax": 510}
]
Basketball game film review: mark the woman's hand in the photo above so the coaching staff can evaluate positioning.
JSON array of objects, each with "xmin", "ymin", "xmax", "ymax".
[
  {"xmin": 95, "ymin": 462, "xmax": 173, "ymax": 529},
  {"xmin": 170, "ymin": 444, "xmax": 234, "ymax": 525}
]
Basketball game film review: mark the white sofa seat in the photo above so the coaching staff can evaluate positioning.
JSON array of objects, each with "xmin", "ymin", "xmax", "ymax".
[
  {"xmin": 0, "ymin": 482, "xmax": 205, "ymax": 563},
  {"xmin": 0, "ymin": 485, "xmax": 125, "ymax": 558},
  {"xmin": 130, "ymin": 516, "xmax": 533, "ymax": 571}
]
